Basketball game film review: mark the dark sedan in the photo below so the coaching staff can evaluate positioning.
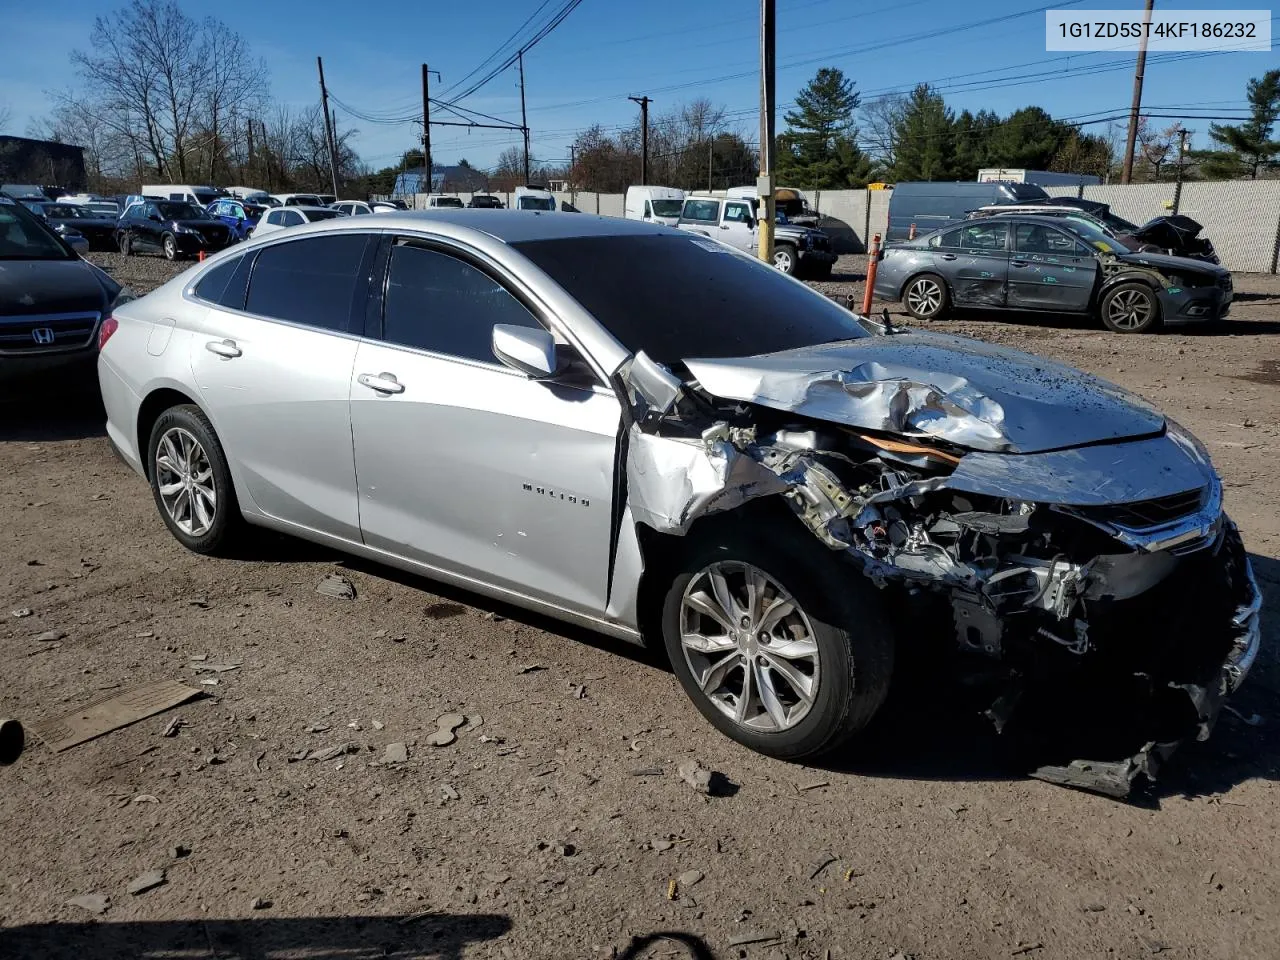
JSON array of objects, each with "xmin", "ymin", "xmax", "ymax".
[
  {"xmin": 28, "ymin": 202, "xmax": 120, "ymax": 250},
  {"xmin": 117, "ymin": 200, "xmax": 233, "ymax": 260},
  {"xmin": 467, "ymin": 194, "xmax": 504, "ymax": 208},
  {"xmin": 875, "ymin": 215, "xmax": 1232, "ymax": 334},
  {"xmin": 0, "ymin": 197, "xmax": 129, "ymax": 394}
]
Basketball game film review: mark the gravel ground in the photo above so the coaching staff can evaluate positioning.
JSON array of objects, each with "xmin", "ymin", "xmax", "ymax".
[{"xmin": 1, "ymin": 251, "xmax": 1278, "ymax": 960}]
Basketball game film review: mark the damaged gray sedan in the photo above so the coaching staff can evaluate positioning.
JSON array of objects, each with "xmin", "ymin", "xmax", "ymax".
[{"xmin": 101, "ymin": 212, "xmax": 1260, "ymax": 797}]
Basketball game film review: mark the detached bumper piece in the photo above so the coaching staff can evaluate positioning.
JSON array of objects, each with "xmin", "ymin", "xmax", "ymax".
[{"xmin": 1026, "ymin": 527, "xmax": 1261, "ymax": 799}]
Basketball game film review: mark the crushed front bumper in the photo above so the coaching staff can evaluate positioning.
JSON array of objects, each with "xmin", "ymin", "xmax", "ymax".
[{"xmin": 1030, "ymin": 531, "xmax": 1261, "ymax": 798}]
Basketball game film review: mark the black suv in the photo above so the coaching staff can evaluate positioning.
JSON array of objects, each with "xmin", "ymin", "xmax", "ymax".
[
  {"xmin": 467, "ymin": 195, "xmax": 504, "ymax": 209},
  {"xmin": 117, "ymin": 200, "xmax": 232, "ymax": 260}
]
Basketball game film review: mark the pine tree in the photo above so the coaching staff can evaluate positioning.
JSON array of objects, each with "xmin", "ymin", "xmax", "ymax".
[
  {"xmin": 1192, "ymin": 69, "xmax": 1280, "ymax": 179},
  {"xmin": 983, "ymin": 107, "xmax": 1071, "ymax": 169},
  {"xmin": 890, "ymin": 84, "xmax": 955, "ymax": 181},
  {"xmin": 775, "ymin": 68, "xmax": 875, "ymax": 188}
]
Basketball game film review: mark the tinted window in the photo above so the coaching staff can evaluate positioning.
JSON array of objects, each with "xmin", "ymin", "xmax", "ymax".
[
  {"xmin": 264, "ymin": 210, "xmax": 281, "ymax": 225},
  {"xmin": 932, "ymin": 229, "xmax": 962, "ymax": 248},
  {"xmin": 193, "ymin": 255, "xmax": 239, "ymax": 303},
  {"xmin": 0, "ymin": 201, "xmax": 74, "ymax": 260},
  {"xmin": 1015, "ymin": 223, "xmax": 1078, "ymax": 255},
  {"xmin": 681, "ymin": 199, "xmax": 720, "ymax": 223},
  {"xmin": 244, "ymin": 235, "xmax": 369, "ymax": 332},
  {"xmin": 155, "ymin": 202, "xmax": 207, "ymax": 220},
  {"xmin": 382, "ymin": 242, "xmax": 543, "ymax": 362},
  {"xmin": 513, "ymin": 235, "xmax": 867, "ymax": 365},
  {"xmin": 303, "ymin": 209, "xmax": 343, "ymax": 222},
  {"xmin": 282, "ymin": 210, "xmax": 304, "ymax": 227},
  {"xmin": 960, "ymin": 222, "xmax": 1007, "ymax": 251}
]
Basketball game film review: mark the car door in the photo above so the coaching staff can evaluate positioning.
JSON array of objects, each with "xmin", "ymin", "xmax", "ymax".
[
  {"xmin": 135, "ymin": 201, "xmax": 166, "ymax": 251},
  {"xmin": 349, "ymin": 235, "xmax": 621, "ymax": 617},
  {"xmin": 1007, "ymin": 221, "xmax": 1098, "ymax": 312},
  {"xmin": 720, "ymin": 200, "xmax": 757, "ymax": 253},
  {"xmin": 947, "ymin": 220, "xmax": 1010, "ymax": 307},
  {"xmin": 189, "ymin": 233, "xmax": 376, "ymax": 541}
]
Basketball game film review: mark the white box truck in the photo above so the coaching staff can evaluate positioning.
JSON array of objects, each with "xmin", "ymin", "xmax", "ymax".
[
  {"xmin": 977, "ymin": 168, "xmax": 1100, "ymax": 187},
  {"xmin": 624, "ymin": 186, "xmax": 685, "ymax": 225}
]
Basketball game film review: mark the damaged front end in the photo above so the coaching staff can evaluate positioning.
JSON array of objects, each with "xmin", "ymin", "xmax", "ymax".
[{"xmin": 619, "ymin": 333, "xmax": 1261, "ymax": 799}]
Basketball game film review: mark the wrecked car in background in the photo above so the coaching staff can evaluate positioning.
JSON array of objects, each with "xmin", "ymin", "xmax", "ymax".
[
  {"xmin": 98, "ymin": 212, "xmax": 1260, "ymax": 799},
  {"xmin": 875, "ymin": 214, "xmax": 1233, "ymax": 333}
]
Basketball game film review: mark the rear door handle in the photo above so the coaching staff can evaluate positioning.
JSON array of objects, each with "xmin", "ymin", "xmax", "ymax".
[
  {"xmin": 358, "ymin": 372, "xmax": 405, "ymax": 395},
  {"xmin": 940, "ymin": 254, "xmax": 957, "ymax": 261},
  {"xmin": 205, "ymin": 338, "xmax": 241, "ymax": 359},
  {"xmin": 1011, "ymin": 259, "xmax": 1028, "ymax": 267}
]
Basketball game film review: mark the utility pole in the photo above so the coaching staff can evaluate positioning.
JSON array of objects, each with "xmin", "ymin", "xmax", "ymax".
[
  {"xmin": 569, "ymin": 144, "xmax": 576, "ymax": 203},
  {"xmin": 246, "ymin": 118, "xmax": 255, "ymax": 184},
  {"xmin": 316, "ymin": 57, "xmax": 341, "ymax": 199},
  {"xmin": 421, "ymin": 64, "xmax": 441, "ymax": 194},
  {"xmin": 629, "ymin": 96, "xmax": 652, "ymax": 184},
  {"xmin": 756, "ymin": 0, "xmax": 776, "ymax": 264},
  {"xmin": 1120, "ymin": 0, "xmax": 1155, "ymax": 184},
  {"xmin": 519, "ymin": 51, "xmax": 531, "ymax": 184},
  {"xmin": 708, "ymin": 139, "xmax": 713, "ymax": 191},
  {"xmin": 1172, "ymin": 127, "xmax": 1190, "ymax": 214}
]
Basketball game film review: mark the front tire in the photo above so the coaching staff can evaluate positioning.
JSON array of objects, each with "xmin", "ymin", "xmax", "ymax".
[
  {"xmin": 661, "ymin": 522, "xmax": 894, "ymax": 760},
  {"xmin": 1099, "ymin": 281, "xmax": 1162, "ymax": 333},
  {"xmin": 147, "ymin": 405, "xmax": 242, "ymax": 555},
  {"xmin": 162, "ymin": 233, "xmax": 179, "ymax": 261},
  {"xmin": 772, "ymin": 243, "xmax": 799, "ymax": 275},
  {"xmin": 119, "ymin": 233, "xmax": 132, "ymax": 256},
  {"xmin": 902, "ymin": 273, "xmax": 949, "ymax": 320}
]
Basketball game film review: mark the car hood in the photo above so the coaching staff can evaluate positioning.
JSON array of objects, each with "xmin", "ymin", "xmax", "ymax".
[
  {"xmin": 776, "ymin": 223, "xmax": 823, "ymax": 241},
  {"xmin": 172, "ymin": 218, "xmax": 226, "ymax": 230},
  {"xmin": 0, "ymin": 258, "xmax": 114, "ymax": 315},
  {"xmin": 1112, "ymin": 248, "xmax": 1225, "ymax": 276},
  {"xmin": 682, "ymin": 331, "xmax": 1167, "ymax": 454},
  {"xmin": 1132, "ymin": 215, "xmax": 1204, "ymax": 248}
]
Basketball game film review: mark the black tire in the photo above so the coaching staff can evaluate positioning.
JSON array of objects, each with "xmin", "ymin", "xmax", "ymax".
[
  {"xmin": 772, "ymin": 242, "xmax": 799, "ymax": 276},
  {"xmin": 901, "ymin": 272, "xmax": 950, "ymax": 320},
  {"xmin": 119, "ymin": 233, "xmax": 132, "ymax": 256},
  {"xmin": 1099, "ymin": 281, "xmax": 1162, "ymax": 334},
  {"xmin": 146, "ymin": 404, "xmax": 243, "ymax": 555},
  {"xmin": 661, "ymin": 521, "xmax": 894, "ymax": 760},
  {"xmin": 162, "ymin": 233, "xmax": 180, "ymax": 261}
]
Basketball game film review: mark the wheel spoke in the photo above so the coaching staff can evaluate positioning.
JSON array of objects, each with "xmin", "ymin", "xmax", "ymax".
[
  {"xmin": 756, "ymin": 662, "xmax": 791, "ymax": 730},
  {"xmin": 685, "ymin": 589, "xmax": 734, "ymax": 633},
  {"xmin": 734, "ymin": 658, "xmax": 755, "ymax": 723},
  {"xmin": 708, "ymin": 568, "xmax": 740, "ymax": 624},
  {"xmin": 698, "ymin": 650, "xmax": 741, "ymax": 695},
  {"xmin": 191, "ymin": 488, "xmax": 214, "ymax": 531},
  {"xmin": 745, "ymin": 569, "xmax": 769, "ymax": 627},
  {"xmin": 682, "ymin": 630, "xmax": 737, "ymax": 656},
  {"xmin": 158, "ymin": 480, "xmax": 184, "ymax": 497},
  {"xmin": 766, "ymin": 634, "xmax": 818, "ymax": 661},
  {"xmin": 762, "ymin": 650, "xmax": 816, "ymax": 703},
  {"xmin": 758, "ymin": 596, "xmax": 795, "ymax": 634}
]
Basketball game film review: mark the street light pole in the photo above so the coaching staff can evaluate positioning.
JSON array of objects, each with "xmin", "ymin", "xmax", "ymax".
[
  {"xmin": 756, "ymin": 0, "xmax": 776, "ymax": 264},
  {"xmin": 629, "ymin": 95, "xmax": 652, "ymax": 184}
]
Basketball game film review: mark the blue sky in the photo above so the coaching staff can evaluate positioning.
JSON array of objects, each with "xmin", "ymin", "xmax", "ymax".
[{"xmin": 0, "ymin": 0, "xmax": 1272, "ymax": 174}]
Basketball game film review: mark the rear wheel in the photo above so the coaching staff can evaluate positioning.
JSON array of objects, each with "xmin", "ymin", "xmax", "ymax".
[
  {"xmin": 772, "ymin": 243, "xmax": 799, "ymax": 276},
  {"xmin": 902, "ymin": 273, "xmax": 949, "ymax": 320},
  {"xmin": 118, "ymin": 233, "xmax": 132, "ymax": 256},
  {"xmin": 661, "ymin": 523, "xmax": 894, "ymax": 760},
  {"xmin": 162, "ymin": 233, "xmax": 179, "ymax": 261},
  {"xmin": 147, "ymin": 405, "xmax": 243, "ymax": 555},
  {"xmin": 1100, "ymin": 282, "xmax": 1161, "ymax": 334}
]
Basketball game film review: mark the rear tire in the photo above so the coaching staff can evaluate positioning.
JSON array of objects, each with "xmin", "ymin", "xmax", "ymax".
[
  {"xmin": 661, "ymin": 521, "xmax": 894, "ymax": 760},
  {"xmin": 902, "ymin": 273, "xmax": 949, "ymax": 320},
  {"xmin": 162, "ymin": 233, "xmax": 179, "ymax": 261},
  {"xmin": 119, "ymin": 233, "xmax": 132, "ymax": 256},
  {"xmin": 146, "ymin": 405, "xmax": 243, "ymax": 556},
  {"xmin": 1099, "ymin": 282, "xmax": 1162, "ymax": 334}
]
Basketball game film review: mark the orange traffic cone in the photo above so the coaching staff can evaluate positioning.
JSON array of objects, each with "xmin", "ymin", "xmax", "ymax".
[{"xmin": 198, "ymin": 250, "xmax": 206, "ymax": 262}]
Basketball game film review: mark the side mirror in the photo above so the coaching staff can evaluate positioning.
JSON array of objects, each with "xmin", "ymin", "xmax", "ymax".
[{"xmin": 492, "ymin": 324, "xmax": 559, "ymax": 379}]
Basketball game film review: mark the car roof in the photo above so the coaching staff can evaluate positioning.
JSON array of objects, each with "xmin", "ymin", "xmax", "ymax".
[{"xmin": 250, "ymin": 208, "xmax": 670, "ymax": 243}]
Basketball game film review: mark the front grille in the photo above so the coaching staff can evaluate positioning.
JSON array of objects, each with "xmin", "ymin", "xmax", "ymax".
[
  {"xmin": 1083, "ymin": 488, "xmax": 1204, "ymax": 529},
  {"xmin": 0, "ymin": 312, "xmax": 100, "ymax": 355},
  {"xmin": 810, "ymin": 235, "xmax": 830, "ymax": 251},
  {"xmin": 197, "ymin": 227, "xmax": 228, "ymax": 245}
]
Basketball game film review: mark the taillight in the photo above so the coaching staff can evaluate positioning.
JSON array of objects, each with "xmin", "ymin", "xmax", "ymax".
[{"xmin": 98, "ymin": 315, "xmax": 118, "ymax": 350}]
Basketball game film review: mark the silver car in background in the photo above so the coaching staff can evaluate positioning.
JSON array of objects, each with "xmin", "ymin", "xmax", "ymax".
[{"xmin": 98, "ymin": 211, "xmax": 1259, "ymax": 796}]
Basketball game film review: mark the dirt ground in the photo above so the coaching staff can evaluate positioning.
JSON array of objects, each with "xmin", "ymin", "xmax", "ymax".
[{"xmin": 2, "ymin": 252, "xmax": 1278, "ymax": 960}]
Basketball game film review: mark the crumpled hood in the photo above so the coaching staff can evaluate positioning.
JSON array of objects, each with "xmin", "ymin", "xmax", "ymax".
[
  {"xmin": 682, "ymin": 331, "xmax": 1166, "ymax": 454},
  {"xmin": 1113, "ymin": 248, "xmax": 1225, "ymax": 276},
  {"xmin": 1133, "ymin": 214, "xmax": 1204, "ymax": 248},
  {"xmin": 0, "ymin": 258, "xmax": 116, "ymax": 316}
]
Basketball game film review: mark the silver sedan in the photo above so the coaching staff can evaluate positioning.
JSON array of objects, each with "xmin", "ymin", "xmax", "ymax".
[{"xmin": 98, "ymin": 211, "xmax": 1259, "ymax": 795}]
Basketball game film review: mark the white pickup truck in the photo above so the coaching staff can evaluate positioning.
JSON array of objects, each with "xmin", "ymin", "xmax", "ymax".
[{"xmin": 674, "ymin": 194, "xmax": 836, "ymax": 277}]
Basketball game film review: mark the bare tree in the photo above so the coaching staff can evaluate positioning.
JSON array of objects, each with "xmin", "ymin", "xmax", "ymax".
[
  {"xmin": 1135, "ymin": 118, "xmax": 1184, "ymax": 182},
  {"xmin": 858, "ymin": 93, "xmax": 908, "ymax": 170},
  {"xmin": 0, "ymin": 102, "xmax": 12, "ymax": 131}
]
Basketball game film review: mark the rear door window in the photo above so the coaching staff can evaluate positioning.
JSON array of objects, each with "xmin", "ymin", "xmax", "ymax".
[
  {"xmin": 380, "ymin": 240, "xmax": 544, "ymax": 363},
  {"xmin": 193, "ymin": 252, "xmax": 255, "ymax": 310},
  {"xmin": 960, "ymin": 222, "xmax": 1009, "ymax": 252},
  {"xmin": 244, "ymin": 234, "xmax": 371, "ymax": 333}
]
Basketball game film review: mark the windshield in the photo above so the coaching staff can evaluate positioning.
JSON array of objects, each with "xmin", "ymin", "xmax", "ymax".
[
  {"xmin": 194, "ymin": 191, "xmax": 220, "ymax": 205},
  {"xmin": 513, "ymin": 234, "xmax": 866, "ymax": 365},
  {"xmin": 435, "ymin": 197, "xmax": 464, "ymax": 208},
  {"xmin": 517, "ymin": 196, "xmax": 555, "ymax": 211},
  {"xmin": 1059, "ymin": 218, "xmax": 1124, "ymax": 254},
  {"xmin": 44, "ymin": 204, "xmax": 87, "ymax": 218},
  {"xmin": 0, "ymin": 202, "xmax": 75, "ymax": 260},
  {"xmin": 304, "ymin": 209, "xmax": 344, "ymax": 221},
  {"xmin": 1102, "ymin": 211, "xmax": 1139, "ymax": 233},
  {"xmin": 650, "ymin": 199, "xmax": 683, "ymax": 218},
  {"xmin": 287, "ymin": 196, "xmax": 322, "ymax": 206},
  {"xmin": 156, "ymin": 202, "xmax": 209, "ymax": 220}
]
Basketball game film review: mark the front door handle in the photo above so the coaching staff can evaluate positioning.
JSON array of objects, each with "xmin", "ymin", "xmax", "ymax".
[
  {"xmin": 205, "ymin": 338, "xmax": 241, "ymax": 359},
  {"xmin": 940, "ymin": 253, "xmax": 957, "ymax": 260},
  {"xmin": 719, "ymin": 224, "xmax": 731, "ymax": 230},
  {"xmin": 1011, "ymin": 259, "xmax": 1028, "ymax": 267},
  {"xmin": 358, "ymin": 372, "xmax": 405, "ymax": 395}
]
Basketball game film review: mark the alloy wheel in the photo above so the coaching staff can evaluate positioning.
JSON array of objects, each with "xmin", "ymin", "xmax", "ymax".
[
  {"xmin": 155, "ymin": 427, "xmax": 217, "ymax": 537},
  {"xmin": 905, "ymin": 278, "xmax": 943, "ymax": 316},
  {"xmin": 773, "ymin": 248, "xmax": 795, "ymax": 273},
  {"xmin": 679, "ymin": 561, "xmax": 820, "ymax": 733},
  {"xmin": 1106, "ymin": 288, "xmax": 1153, "ymax": 330},
  {"xmin": 164, "ymin": 235, "xmax": 177, "ymax": 260}
]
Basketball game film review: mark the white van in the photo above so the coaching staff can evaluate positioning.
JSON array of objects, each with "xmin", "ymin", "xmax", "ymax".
[
  {"xmin": 514, "ymin": 185, "xmax": 556, "ymax": 212},
  {"xmin": 624, "ymin": 185, "xmax": 685, "ymax": 226},
  {"xmin": 142, "ymin": 184, "xmax": 224, "ymax": 206}
]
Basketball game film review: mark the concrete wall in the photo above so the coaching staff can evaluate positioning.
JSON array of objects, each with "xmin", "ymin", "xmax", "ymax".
[{"xmin": 385, "ymin": 182, "xmax": 1280, "ymax": 273}]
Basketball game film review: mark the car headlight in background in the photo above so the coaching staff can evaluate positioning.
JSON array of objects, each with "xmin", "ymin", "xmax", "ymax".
[{"xmin": 174, "ymin": 223, "xmax": 200, "ymax": 234}]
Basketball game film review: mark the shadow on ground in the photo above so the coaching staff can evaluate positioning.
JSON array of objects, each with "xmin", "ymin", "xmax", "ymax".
[
  {"xmin": 0, "ymin": 393, "xmax": 105, "ymax": 442},
  {"xmin": 0, "ymin": 913, "xmax": 512, "ymax": 960}
]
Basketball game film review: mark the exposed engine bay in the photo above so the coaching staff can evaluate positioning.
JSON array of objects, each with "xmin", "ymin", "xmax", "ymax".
[{"xmin": 618, "ymin": 325, "xmax": 1261, "ymax": 799}]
